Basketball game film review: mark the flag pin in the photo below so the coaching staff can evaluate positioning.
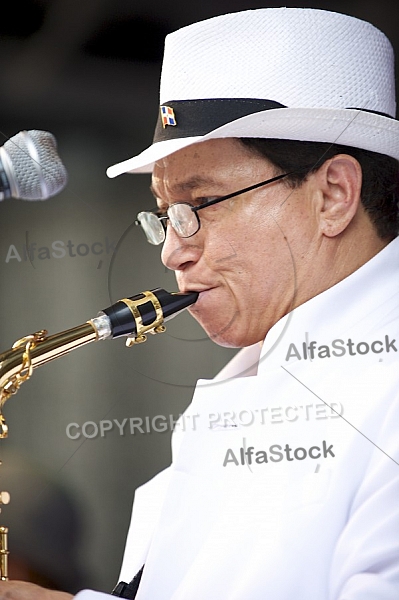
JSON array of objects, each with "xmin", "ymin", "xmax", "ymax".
[{"xmin": 160, "ymin": 106, "xmax": 177, "ymax": 128}]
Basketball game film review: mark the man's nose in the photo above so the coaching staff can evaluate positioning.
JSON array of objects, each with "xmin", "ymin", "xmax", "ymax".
[{"xmin": 161, "ymin": 225, "xmax": 203, "ymax": 271}]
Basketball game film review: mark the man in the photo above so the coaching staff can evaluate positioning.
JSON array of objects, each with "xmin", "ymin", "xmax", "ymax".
[{"xmin": 2, "ymin": 7, "xmax": 399, "ymax": 600}]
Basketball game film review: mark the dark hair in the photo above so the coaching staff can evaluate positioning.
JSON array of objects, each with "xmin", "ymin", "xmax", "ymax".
[{"xmin": 240, "ymin": 138, "xmax": 399, "ymax": 240}]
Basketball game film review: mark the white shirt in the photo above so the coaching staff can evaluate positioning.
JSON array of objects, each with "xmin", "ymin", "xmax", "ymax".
[{"xmin": 77, "ymin": 237, "xmax": 399, "ymax": 600}]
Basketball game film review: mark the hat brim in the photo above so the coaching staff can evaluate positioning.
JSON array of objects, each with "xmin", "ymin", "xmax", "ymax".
[{"xmin": 106, "ymin": 107, "xmax": 399, "ymax": 177}]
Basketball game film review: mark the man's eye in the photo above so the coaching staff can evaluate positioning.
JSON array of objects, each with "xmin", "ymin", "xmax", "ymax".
[{"xmin": 155, "ymin": 207, "xmax": 168, "ymax": 218}]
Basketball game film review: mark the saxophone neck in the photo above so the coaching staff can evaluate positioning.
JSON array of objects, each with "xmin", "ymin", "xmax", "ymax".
[{"xmin": 0, "ymin": 323, "xmax": 98, "ymax": 421}]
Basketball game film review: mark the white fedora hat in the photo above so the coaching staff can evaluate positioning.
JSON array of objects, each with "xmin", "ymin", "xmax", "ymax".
[{"xmin": 107, "ymin": 7, "xmax": 399, "ymax": 177}]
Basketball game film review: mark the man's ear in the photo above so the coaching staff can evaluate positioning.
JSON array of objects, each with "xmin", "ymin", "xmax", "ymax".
[{"xmin": 315, "ymin": 154, "xmax": 363, "ymax": 238}]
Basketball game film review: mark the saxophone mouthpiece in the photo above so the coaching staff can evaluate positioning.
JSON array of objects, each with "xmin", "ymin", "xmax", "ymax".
[{"xmin": 94, "ymin": 288, "xmax": 199, "ymax": 344}]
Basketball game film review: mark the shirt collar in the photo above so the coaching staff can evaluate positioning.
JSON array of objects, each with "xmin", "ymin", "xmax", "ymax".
[{"xmin": 258, "ymin": 236, "xmax": 399, "ymax": 373}]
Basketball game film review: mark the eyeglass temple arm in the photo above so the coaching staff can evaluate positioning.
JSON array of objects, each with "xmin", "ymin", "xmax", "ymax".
[{"xmin": 192, "ymin": 171, "xmax": 296, "ymax": 211}]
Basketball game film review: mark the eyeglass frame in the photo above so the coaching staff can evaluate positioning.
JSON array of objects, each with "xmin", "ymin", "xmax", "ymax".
[{"xmin": 136, "ymin": 170, "xmax": 301, "ymax": 245}]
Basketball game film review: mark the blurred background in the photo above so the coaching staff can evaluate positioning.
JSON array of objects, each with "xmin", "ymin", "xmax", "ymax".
[{"xmin": 0, "ymin": 0, "xmax": 397, "ymax": 594}]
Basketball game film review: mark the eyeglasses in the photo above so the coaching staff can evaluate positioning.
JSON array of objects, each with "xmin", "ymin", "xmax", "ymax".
[{"xmin": 136, "ymin": 171, "xmax": 296, "ymax": 245}]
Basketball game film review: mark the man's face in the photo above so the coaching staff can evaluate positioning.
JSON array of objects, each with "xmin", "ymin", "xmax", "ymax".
[{"xmin": 152, "ymin": 138, "xmax": 320, "ymax": 347}]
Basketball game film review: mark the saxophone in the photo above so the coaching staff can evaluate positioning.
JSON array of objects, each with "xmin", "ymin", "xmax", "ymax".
[{"xmin": 0, "ymin": 288, "xmax": 198, "ymax": 579}]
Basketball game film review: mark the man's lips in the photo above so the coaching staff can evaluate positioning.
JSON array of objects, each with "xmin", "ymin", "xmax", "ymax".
[
  {"xmin": 179, "ymin": 285, "xmax": 216, "ymax": 296},
  {"xmin": 182, "ymin": 287, "xmax": 216, "ymax": 310}
]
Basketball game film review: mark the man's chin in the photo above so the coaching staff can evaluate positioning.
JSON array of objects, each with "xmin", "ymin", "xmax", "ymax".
[{"xmin": 189, "ymin": 309, "xmax": 257, "ymax": 349}]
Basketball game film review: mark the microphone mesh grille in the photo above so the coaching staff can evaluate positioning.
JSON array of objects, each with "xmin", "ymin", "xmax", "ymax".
[{"xmin": 3, "ymin": 130, "xmax": 68, "ymax": 200}]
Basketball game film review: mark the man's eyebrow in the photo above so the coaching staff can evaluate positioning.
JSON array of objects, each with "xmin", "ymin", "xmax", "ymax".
[{"xmin": 150, "ymin": 175, "xmax": 221, "ymax": 198}]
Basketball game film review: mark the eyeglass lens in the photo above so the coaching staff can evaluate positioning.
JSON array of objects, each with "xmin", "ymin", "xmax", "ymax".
[
  {"xmin": 168, "ymin": 203, "xmax": 199, "ymax": 238},
  {"xmin": 137, "ymin": 211, "xmax": 165, "ymax": 245}
]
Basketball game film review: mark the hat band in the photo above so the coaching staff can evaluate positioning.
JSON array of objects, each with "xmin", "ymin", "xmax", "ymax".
[
  {"xmin": 153, "ymin": 98, "xmax": 286, "ymax": 142},
  {"xmin": 153, "ymin": 100, "xmax": 395, "ymax": 145}
]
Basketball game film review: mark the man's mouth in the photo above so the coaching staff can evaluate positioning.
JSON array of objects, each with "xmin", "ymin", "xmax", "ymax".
[
  {"xmin": 186, "ymin": 288, "xmax": 216, "ymax": 311},
  {"xmin": 179, "ymin": 283, "xmax": 216, "ymax": 294}
]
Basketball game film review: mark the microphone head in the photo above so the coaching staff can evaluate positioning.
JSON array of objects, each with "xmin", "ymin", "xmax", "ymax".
[{"xmin": 1, "ymin": 130, "xmax": 68, "ymax": 200}]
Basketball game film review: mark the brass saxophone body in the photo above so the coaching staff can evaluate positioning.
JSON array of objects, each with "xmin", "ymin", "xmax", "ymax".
[{"xmin": 0, "ymin": 288, "xmax": 198, "ymax": 580}]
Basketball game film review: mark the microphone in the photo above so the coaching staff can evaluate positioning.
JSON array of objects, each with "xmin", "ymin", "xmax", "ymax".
[{"xmin": 0, "ymin": 130, "xmax": 68, "ymax": 201}]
